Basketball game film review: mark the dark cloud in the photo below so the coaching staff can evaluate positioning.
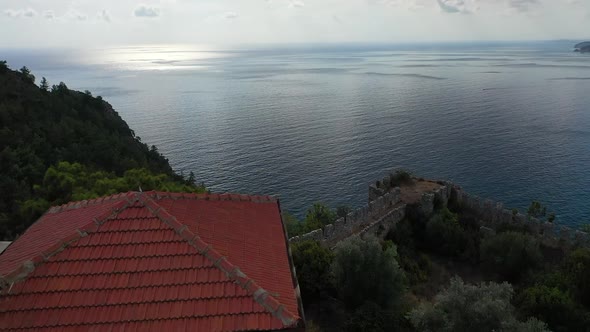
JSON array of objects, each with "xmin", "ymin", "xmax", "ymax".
[{"xmin": 134, "ymin": 5, "xmax": 160, "ymax": 18}]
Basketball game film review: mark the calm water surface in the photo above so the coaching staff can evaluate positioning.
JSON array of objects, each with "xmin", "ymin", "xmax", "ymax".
[{"xmin": 3, "ymin": 41, "xmax": 589, "ymax": 226}]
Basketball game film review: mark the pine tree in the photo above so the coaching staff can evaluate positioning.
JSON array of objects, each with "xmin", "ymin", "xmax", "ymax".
[{"xmin": 40, "ymin": 77, "xmax": 49, "ymax": 91}]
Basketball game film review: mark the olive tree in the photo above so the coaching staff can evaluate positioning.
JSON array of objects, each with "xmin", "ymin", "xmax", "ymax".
[
  {"xmin": 409, "ymin": 277, "xmax": 549, "ymax": 332},
  {"xmin": 332, "ymin": 237, "xmax": 406, "ymax": 309}
]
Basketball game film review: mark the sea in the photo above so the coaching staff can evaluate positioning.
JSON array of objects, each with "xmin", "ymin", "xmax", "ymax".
[{"xmin": 2, "ymin": 40, "xmax": 589, "ymax": 227}]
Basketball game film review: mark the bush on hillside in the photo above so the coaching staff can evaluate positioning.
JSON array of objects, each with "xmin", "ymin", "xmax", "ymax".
[
  {"xmin": 283, "ymin": 212, "xmax": 304, "ymax": 237},
  {"xmin": 515, "ymin": 284, "xmax": 589, "ymax": 332},
  {"xmin": 408, "ymin": 277, "xmax": 549, "ymax": 332},
  {"xmin": 425, "ymin": 208, "xmax": 468, "ymax": 256},
  {"xmin": 332, "ymin": 237, "xmax": 406, "ymax": 309},
  {"xmin": 304, "ymin": 203, "xmax": 337, "ymax": 231},
  {"xmin": 480, "ymin": 231, "xmax": 542, "ymax": 281},
  {"xmin": 563, "ymin": 248, "xmax": 590, "ymax": 307},
  {"xmin": 390, "ymin": 169, "xmax": 413, "ymax": 187},
  {"xmin": 290, "ymin": 240, "xmax": 334, "ymax": 301},
  {"xmin": 344, "ymin": 301, "xmax": 402, "ymax": 332}
]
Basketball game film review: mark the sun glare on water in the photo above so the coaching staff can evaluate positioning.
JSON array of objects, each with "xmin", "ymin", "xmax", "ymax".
[{"xmin": 84, "ymin": 44, "xmax": 230, "ymax": 71}]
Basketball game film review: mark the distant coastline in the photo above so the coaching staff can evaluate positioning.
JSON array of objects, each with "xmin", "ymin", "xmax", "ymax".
[{"xmin": 574, "ymin": 41, "xmax": 590, "ymax": 53}]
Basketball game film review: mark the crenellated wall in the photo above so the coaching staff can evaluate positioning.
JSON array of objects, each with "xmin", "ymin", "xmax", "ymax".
[
  {"xmin": 289, "ymin": 173, "xmax": 590, "ymax": 249},
  {"xmin": 289, "ymin": 177, "xmax": 404, "ymax": 247},
  {"xmin": 451, "ymin": 186, "xmax": 590, "ymax": 248}
]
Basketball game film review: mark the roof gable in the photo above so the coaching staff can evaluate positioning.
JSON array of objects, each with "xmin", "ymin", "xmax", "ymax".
[{"xmin": 0, "ymin": 192, "xmax": 302, "ymax": 331}]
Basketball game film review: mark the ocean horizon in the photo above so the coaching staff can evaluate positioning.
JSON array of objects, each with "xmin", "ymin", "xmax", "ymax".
[{"xmin": 3, "ymin": 40, "xmax": 589, "ymax": 227}]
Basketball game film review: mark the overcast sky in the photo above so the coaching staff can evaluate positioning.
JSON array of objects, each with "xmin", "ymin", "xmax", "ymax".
[{"xmin": 0, "ymin": 0, "xmax": 588, "ymax": 48}]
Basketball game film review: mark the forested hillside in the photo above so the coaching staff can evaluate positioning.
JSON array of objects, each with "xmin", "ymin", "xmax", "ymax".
[{"xmin": 0, "ymin": 62, "xmax": 205, "ymax": 240}]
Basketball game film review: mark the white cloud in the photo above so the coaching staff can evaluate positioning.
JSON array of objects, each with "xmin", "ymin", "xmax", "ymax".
[
  {"xmin": 436, "ymin": 0, "xmax": 472, "ymax": 13},
  {"xmin": 4, "ymin": 8, "xmax": 37, "ymax": 18},
  {"xmin": 508, "ymin": 0, "xmax": 540, "ymax": 12},
  {"xmin": 67, "ymin": 9, "xmax": 88, "ymax": 21},
  {"xmin": 43, "ymin": 10, "xmax": 55, "ymax": 19},
  {"xmin": 224, "ymin": 11, "xmax": 238, "ymax": 19},
  {"xmin": 289, "ymin": 0, "xmax": 305, "ymax": 9},
  {"xmin": 97, "ymin": 9, "xmax": 111, "ymax": 22},
  {"xmin": 134, "ymin": 5, "xmax": 160, "ymax": 18}
]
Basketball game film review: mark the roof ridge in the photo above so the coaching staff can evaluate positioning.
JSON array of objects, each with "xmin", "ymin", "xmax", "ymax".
[
  {"xmin": 43, "ymin": 191, "xmax": 278, "ymax": 216},
  {"xmin": 45, "ymin": 192, "xmax": 139, "ymax": 214},
  {"xmin": 138, "ymin": 194, "xmax": 300, "ymax": 328},
  {"xmin": 145, "ymin": 191, "xmax": 278, "ymax": 203},
  {"xmin": 0, "ymin": 193, "xmax": 139, "ymax": 290}
]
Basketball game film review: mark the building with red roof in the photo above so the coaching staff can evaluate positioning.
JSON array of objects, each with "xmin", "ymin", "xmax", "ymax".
[{"xmin": 0, "ymin": 191, "xmax": 305, "ymax": 331}]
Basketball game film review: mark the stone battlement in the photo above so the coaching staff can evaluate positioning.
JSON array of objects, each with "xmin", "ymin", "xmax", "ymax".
[{"xmin": 288, "ymin": 171, "xmax": 590, "ymax": 249}]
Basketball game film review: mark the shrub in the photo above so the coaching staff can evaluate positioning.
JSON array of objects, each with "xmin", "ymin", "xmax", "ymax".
[
  {"xmin": 344, "ymin": 301, "xmax": 400, "ymax": 332},
  {"xmin": 480, "ymin": 231, "xmax": 542, "ymax": 281},
  {"xmin": 563, "ymin": 248, "xmax": 590, "ymax": 307},
  {"xmin": 425, "ymin": 208, "xmax": 468, "ymax": 256},
  {"xmin": 303, "ymin": 203, "xmax": 337, "ymax": 231},
  {"xmin": 283, "ymin": 212, "xmax": 304, "ymax": 237},
  {"xmin": 290, "ymin": 240, "xmax": 334, "ymax": 301},
  {"xmin": 332, "ymin": 237, "xmax": 406, "ymax": 309},
  {"xmin": 397, "ymin": 249, "xmax": 431, "ymax": 285},
  {"xmin": 408, "ymin": 277, "xmax": 549, "ymax": 332},
  {"xmin": 515, "ymin": 284, "xmax": 588, "ymax": 332},
  {"xmin": 387, "ymin": 217, "xmax": 415, "ymax": 249},
  {"xmin": 390, "ymin": 169, "xmax": 413, "ymax": 187}
]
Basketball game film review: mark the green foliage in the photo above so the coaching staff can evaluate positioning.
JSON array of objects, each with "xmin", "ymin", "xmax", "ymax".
[
  {"xmin": 291, "ymin": 240, "xmax": 334, "ymax": 301},
  {"xmin": 581, "ymin": 224, "xmax": 590, "ymax": 233},
  {"xmin": 23, "ymin": 162, "xmax": 205, "ymax": 218},
  {"xmin": 0, "ymin": 64, "xmax": 202, "ymax": 239},
  {"xmin": 408, "ymin": 277, "xmax": 549, "ymax": 332},
  {"xmin": 515, "ymin": 284, "xmax": 589, "ymax": 332},
  {"xmin": 344, "ymin": 301, "xmax": 401, "ymax": 332},
  {"xmin": 563, "ymin": 248, "xmax": 590, "ymax": 307},
  {"xmin": 399, "ymin": 249, "xmax": 432, "ymax": 285},
  {"xmin": 425, "ymin": 208, "xmax": 468, "ymax": 256},
  {"xmin": 387, "ymin": 217, "xmax": 416, "ymax": 249},
  {"xmin": 332, "ymin": 237, "xmax": 406, "ymax": 309},
  {"xmin": 40, "ymin": 77, "xmax": 49, "ymax": 91},
  {"xmin": 0, "ymin": 60, "xmax": 7, "ymax": 71},
  {"xmin": 527, "ymin": 201, "xmax": 546, "ymax": 218},
  {"xmin": 390, "ymin": 169, "xmax": 413, "ymax": 187},
  {"xmin": 480, "ymin": 232, "xmax": 542, "ymax": 281},
  {"xmin": 283, "ymin": 212, "xmax": 304, "ymax": 237},
  {"xmin": 304, "ymin": 203, "xmax": 337, "ymax": 231},
  {"xmin": 527, "ymin": 201, "xmax": 555, "ymax": 223},
  {"xmin": 19, "ymin": 66, "xmax": 35, "ymax": 83}
]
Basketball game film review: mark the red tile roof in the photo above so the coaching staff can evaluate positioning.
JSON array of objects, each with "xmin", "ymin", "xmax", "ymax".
[{"xmin": 0, "ymin": 192, "xmax": 304, "ymax": 331}]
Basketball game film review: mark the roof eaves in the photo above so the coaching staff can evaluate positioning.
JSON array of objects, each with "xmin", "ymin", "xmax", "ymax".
[
  {"xmin": 137, "ymin": 193, "xmax": 300, "ymax": 328},
  {"xmin": 0, "ymin": 192, "xmax": 138, "ymax": 290}
]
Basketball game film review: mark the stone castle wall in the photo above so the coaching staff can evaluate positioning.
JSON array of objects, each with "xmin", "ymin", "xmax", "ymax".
[
  {"xmin": 451, "ymin": 186, "xmax": 590, "ymax": 248},
  {"xmin": 289, "ymin": 173, "xmax": 590, "ymax": 249},
  {"xmin": 289, "ymin": 174, "xmax": 405, "ymax": 247}
]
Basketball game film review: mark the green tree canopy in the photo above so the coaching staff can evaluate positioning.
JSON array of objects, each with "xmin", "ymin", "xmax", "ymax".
[
  {"xmin": 409, "ymin": 277, "xmax": 549, "ymax": 332},
  {"xmin": 563, "ymin": 248, "xmax": 590, "ymax": 307},
  {"xmin": 0, "ymin": 62, "xmax": 202, "ymax": 239},
  {"xmin": 332, "ymin": 237, "xmax": 406, "ymax": 310},
  {"xmin": 290, "ymin": 240, "xmax": 334, "ymax": 301},
  {"xmin": 480, "ymin": 231, "xmax": 542, "ymax": 281}
]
